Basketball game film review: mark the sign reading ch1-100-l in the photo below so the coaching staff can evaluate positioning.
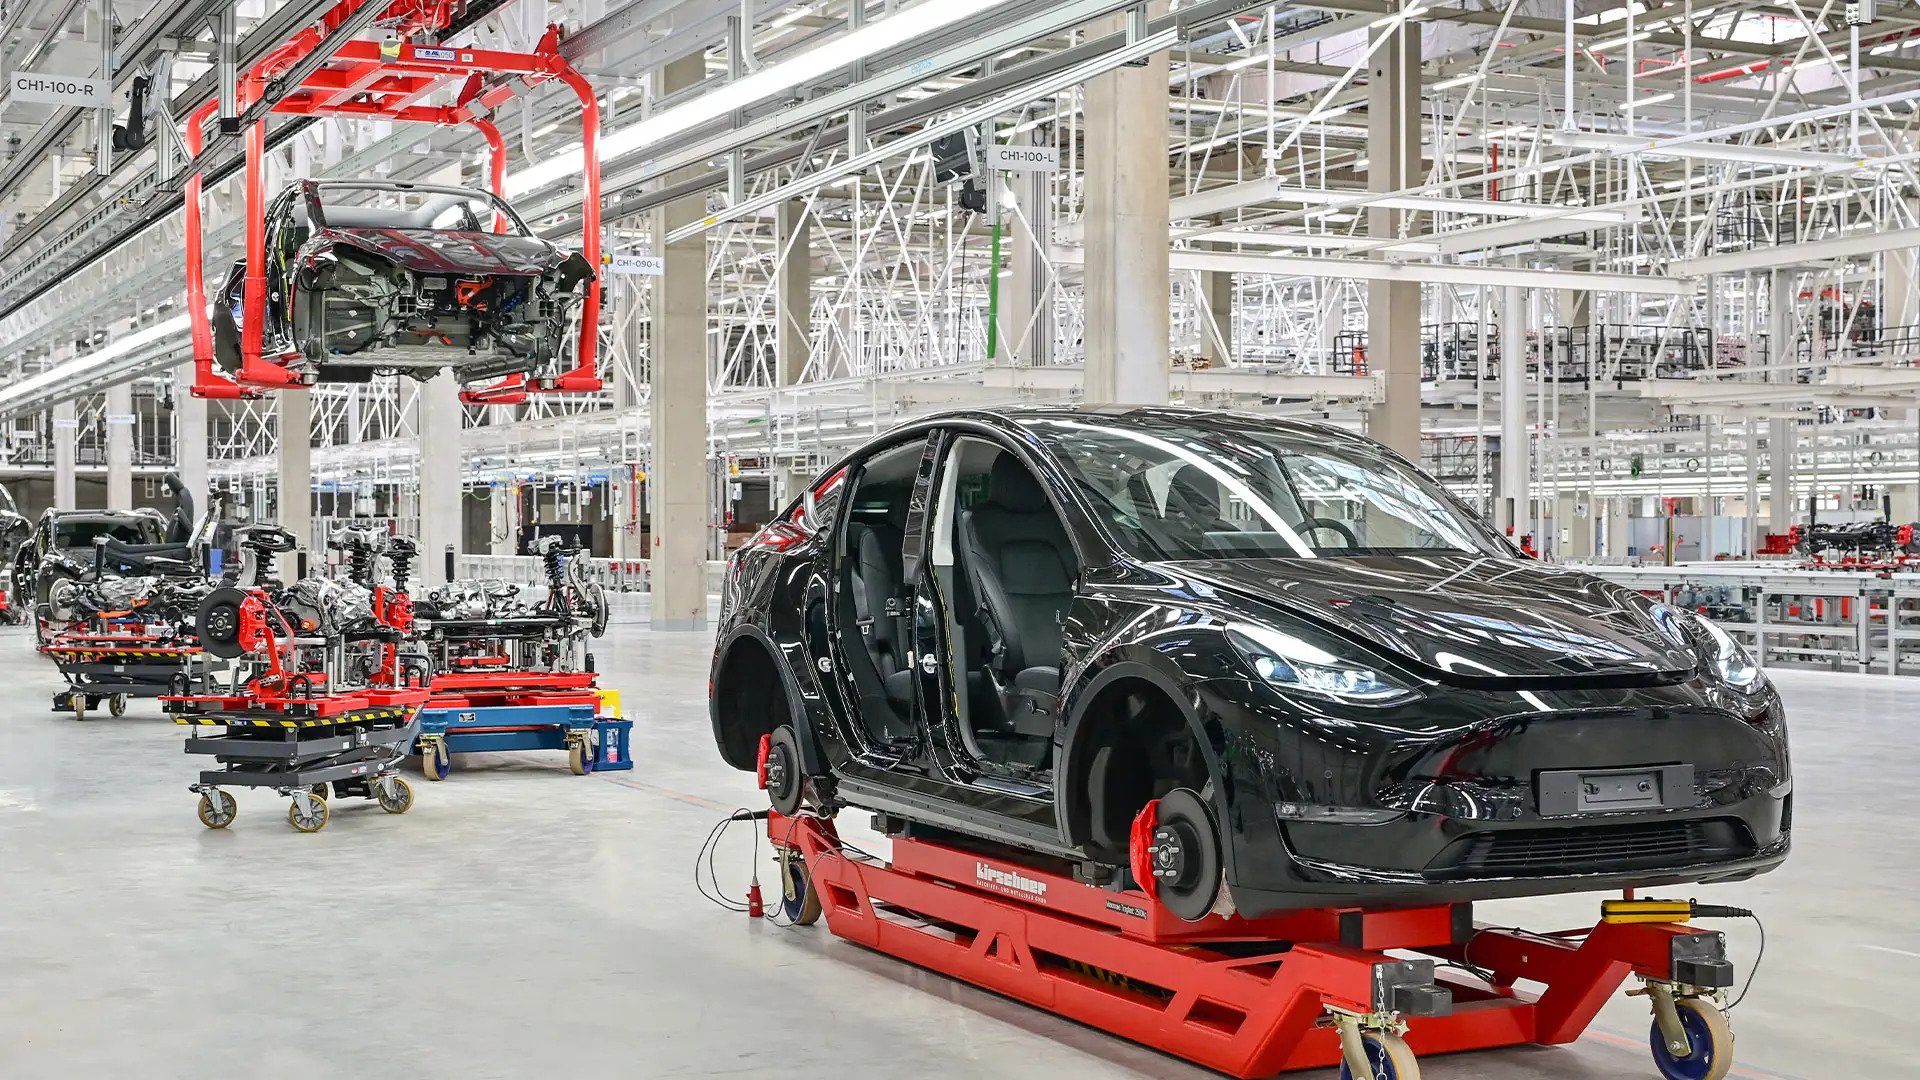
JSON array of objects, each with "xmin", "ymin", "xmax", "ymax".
[{"xmin": 985, "ymin": 145, "xmax": 1060, "ymax": 173}]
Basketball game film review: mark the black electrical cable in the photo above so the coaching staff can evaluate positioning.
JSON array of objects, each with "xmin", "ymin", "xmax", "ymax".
[{"xmin": 1726, "ymin": 913, "xmax": 1765, "ymax": 1011}]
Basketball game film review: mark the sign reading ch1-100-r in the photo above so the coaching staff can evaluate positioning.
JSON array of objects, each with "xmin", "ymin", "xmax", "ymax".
[{"xmin": 9, "ymin": 71, "xmax": 108, "ymax": 108}]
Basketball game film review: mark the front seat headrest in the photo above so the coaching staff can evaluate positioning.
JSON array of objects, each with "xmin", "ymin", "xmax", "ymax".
[
  {"xmin": 1167, "ymin": 463, "xmax": 1225, "ymax": 518},
  {"xmin": 985, "ymin": 454, "xmax": 1050, "ymax": 514}
]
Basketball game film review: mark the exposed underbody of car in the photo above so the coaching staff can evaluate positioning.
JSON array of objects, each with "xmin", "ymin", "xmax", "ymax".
[{"xmin": 213, "ymin": 181, "xmax": 595, "ymax": 386}]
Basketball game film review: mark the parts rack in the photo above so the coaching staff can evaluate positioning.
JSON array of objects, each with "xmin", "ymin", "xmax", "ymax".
[
  {"xmin": 413, "ymin": 670, "xmax": 629, "ymax": 779},
  {"xmin": 166, "ymin": 686, "xmax": 430, "ymax": 832},
  {"xmin": 766, "ymin": 811, "xmax": 1742, "ymax": 1080}
]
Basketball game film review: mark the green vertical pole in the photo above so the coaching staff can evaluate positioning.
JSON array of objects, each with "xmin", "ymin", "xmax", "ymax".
[{"xmin": 986, "ymin": 217, "xmax": 1003, "ymax": 360}]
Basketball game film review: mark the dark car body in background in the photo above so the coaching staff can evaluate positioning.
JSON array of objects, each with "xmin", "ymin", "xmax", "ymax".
[
  {"xmin": 708, "ymin": 407, "xmax": 1790, "ymax": 917},
  {"xmin": 212, "ymin": 180, "xmax": 594, "ymax": 386}
]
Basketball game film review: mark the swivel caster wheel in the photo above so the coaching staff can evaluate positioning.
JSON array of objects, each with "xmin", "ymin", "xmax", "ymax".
[
  {"xmin": 420, "ymin": 741, "xmax": 450, "ymax": 781},
  {"xmin": 288, "ymin": 792, "xmax": 329, "ymax": 833},
  {"xmin": 68, "ymin": 693, "xmax": 87, "ymax": 721},
  {"xmin": 108, "ymin": 694, "xmax": 127, "ymax": 717},
  {"xmin": 567, "ymin": 736, "xmax": 594, "ymax": 776},
  {"xmin": 376, "ymin": 776, "xmax": 414, "ymax": 815},
  {"xmin": 777, "ymin": 846, "xmax": 822, "ymax": 926},
  {"xmin": 195, "ymin": 790, "xmax": 237, "ymax": 830},
  {"xmin": 1649, "ymin": 997, "xmax": 1733, "ymax": 1080},
  {"xmin": 1336, "ymin": 1031, "xmax": 1420, "ymax": 1080}
]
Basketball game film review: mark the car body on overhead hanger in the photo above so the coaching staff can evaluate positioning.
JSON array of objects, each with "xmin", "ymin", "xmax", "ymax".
[
  {"xmin": 211, "ymin": 180, "xmax": 595, "ymax": 387},
  {"xmin": 707, "ymin": 406, "xmax": 1791, "ymax": 919}
]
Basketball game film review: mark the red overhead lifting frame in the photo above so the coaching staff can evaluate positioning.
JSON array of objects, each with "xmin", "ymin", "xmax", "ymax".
[
  {"xmin": 183, "ymin": 0, "xmax": 602, "ymax": 406},
  {"xmin": 769, "ymin": 811, "xmax": 1724, "ymax": 1078}
]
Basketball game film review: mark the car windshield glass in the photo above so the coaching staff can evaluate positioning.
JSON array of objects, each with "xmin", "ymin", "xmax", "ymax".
[
  {"xmin": 54, "ymin": 520, "xmax": 154, "ymax": 548},
  {"xmin": 1030, "ymin": 417, "xmax": 1508, "ymax": 561},
  {"xmin": 311, "ymin": 185, "xmax": 529, "ymax": 236},
  {"xmin": 0, "ymin": 485, "xmax": 15, "ymax": 515}
]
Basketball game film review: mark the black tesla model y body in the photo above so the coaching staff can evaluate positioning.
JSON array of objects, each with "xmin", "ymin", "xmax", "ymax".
[{"xmin": 709, "ymin": 407, "xmax": 1790, "ymax": 919}]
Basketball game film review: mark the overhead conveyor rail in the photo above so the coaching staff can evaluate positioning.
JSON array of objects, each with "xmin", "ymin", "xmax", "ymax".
[{"xmin": 179, "ymin": 0, "xmax": 605, "ymax": 404}]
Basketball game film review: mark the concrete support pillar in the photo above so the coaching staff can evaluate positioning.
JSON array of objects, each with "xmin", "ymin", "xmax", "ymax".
[
  {"xmin": 173, "ymin": 360, "xmax": 209, "ymax": 508},
  {"xmin": 1081, "ymin": 12, "xmax": 1169, "ymax": 405},
  {"xmin": 277, "ymin": 389, "xmax": 312, "ymax": 578},
  {"xmin": 52, "ymin": 400, "xmax": 77, "ymax": 509},
  {"xmin": 1499, "ymin": 285, "xmax": 1528, "ymax": 535},
  {"xmin": 415, "ymin": 373, "xmax": 463, "ymax": 586},
  {"xmin": 648, "ymin": 52, "xmax": 710, "ymax": 630},
  {"xmin": 1362, "ymin": 7, "xmax": 1423, "ymax": 460},
  {"xmin": 774, "ymin": 200, "xmax": 812, "ymax": 387},
  {"xmin": 105, "ymin": 383, "xmax": 133, "ymax": 509},
  {"xmin": 1200, "ymin": 270, "xmax": 1233, "ymax": 365},
  {"xmin": 1768, "ymin": 271, "xmax": 1796, "ymax": 533}
]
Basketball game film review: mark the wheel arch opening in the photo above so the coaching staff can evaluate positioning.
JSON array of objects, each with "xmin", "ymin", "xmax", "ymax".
[
  {"xmin": 1060, "ymin": 675, "xmax": 1210, "ymax": 860},
  {"xmin": 712, "ymin": 635, "xmax": 792, "ymax": 771}
]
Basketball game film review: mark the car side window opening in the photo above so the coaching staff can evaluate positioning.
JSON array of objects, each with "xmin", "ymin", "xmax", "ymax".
[
  {"xmin": 833, "ymin": 441, "xmax": 923, "ymax": 748},
  {"xmin": 931, "ymin": 436, "xmax": 1077, "ymax": 773},
  {"xmin": 1034, "ymin": 418, "xmax": 1506, "ymax": 561}
]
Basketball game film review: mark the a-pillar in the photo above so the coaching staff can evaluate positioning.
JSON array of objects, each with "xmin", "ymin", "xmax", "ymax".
[
  {"xmin": 774, "ymin": 199, "xmax": 815, "ymax": 507},
  {"xmin": 105, "ymin": 383, "xmax": 133, "ymax": 508},
  {"xmin": 1081, "ymin": 10, "xmax": 1169, "ymax": 405},
  {"xmin": 415, "ymin": 373, "xmax": 463, "ymax": 586},
  {"xmin": 1362, "ymin": 4, "xmax": 1423, "ymax": 460},
  {"xmin": 1767, "ymin": 271, "xmax": 1796, "ymax": 533},
  {"xmin": 277, "ymin": 389, "xmax": 312, "ymax": 579},
  {"xmin": 648, "ymin": 52, "xmax": 710, "ymax": 630},
  {"xmin": 173, "ymin": 360, "xmax": 209, "ymax": 507},
  {"xmin": 52, "ymin": 400, "xmax": 77, "ymax": 509},
  {"xmin": 1499, "ymin": 284, "xmax": 1528, "ymax": 534}
]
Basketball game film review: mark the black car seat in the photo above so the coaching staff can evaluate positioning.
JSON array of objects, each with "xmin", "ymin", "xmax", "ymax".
[
  {"xmin": 163, "ymin": 473, "xmax": 195, "ymax": 545},
  {"xmin": 846, "ymin": 516, "xmax": 913, "ymax": 721},
  {"xmin": 958, "ymin": 454, "xmax": 1074, "ymax": 762}
]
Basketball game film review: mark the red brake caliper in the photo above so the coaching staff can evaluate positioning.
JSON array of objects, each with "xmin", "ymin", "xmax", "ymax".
[
  {"xmin": 1129, "ymin": 798, "xmax": 1162, "ymax": 898},
  {"xmin": 755, "ymin": 733, "xmax": 773, "ymax": 790}
]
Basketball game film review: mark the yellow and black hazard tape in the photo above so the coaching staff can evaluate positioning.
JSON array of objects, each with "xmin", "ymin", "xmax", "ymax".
[{"xmin": 173, "ymin": 706, "xmax": 416, "ymax": 729}]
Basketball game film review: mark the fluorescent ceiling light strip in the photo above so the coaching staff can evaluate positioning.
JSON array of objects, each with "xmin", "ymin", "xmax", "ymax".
[
  {"xmin": 1548, "ymin": 129, "xmax": 1862, "ymax": 168},
  {"xmin": 1265, "ymin": 187, "xmax": 1629, "ymax": 224},
  {"xmin": 1619, "ymin": 91, "xmax": 1675, "ymax": 111},
  {"xmin": 1590, "ymin": 29, "xmax": 1653, "ymax": 51},
  {"xmin": 505, "ymin": 0, "xmax": 1021, "ymax": 197},
  {"xmin": 1432, "ymin": 72, "xmax": 1479, "ymax": 91},
  {"xmin": 0, "ymin": 314, "xmax": 190, "ymax": 410}
]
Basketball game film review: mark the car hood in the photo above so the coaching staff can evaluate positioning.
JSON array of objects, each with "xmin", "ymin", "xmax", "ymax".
[
  {"xmin": 1174, "ymin": 555, "xmax": 1699, "ymax": 681},
  {"xmin": 320, "ymin": 228, "xmax": 566, "ymax": 276}
]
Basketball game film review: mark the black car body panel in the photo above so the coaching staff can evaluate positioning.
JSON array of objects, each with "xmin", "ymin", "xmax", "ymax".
[{"xmin": 708, "ymin": 407, "xmax": 1791, "ymax": 914}]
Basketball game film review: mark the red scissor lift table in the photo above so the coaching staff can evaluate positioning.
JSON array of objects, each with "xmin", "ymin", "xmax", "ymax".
[
  {"xmin": 182, "ymin": 0, "xmax": 605, "ymax": 406},
  {"xmin": 767, "ymin": 810, "xmax": 1743, "ymax": 1079}
]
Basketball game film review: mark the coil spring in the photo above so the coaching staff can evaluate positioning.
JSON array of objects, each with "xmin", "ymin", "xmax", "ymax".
[
  {"xmin": 542, "ymin": 543, "xmax": 565, "ymax": 588},
  {"xmin": 387, "ymin": 545, "xmax": 415, "ymax": 593},
  {"xmin": 346, "ymin": 543, "xmax": 376, "ymax": 587}
]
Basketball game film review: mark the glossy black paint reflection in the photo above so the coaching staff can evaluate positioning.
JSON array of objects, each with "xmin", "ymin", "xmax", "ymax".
[{"xmin": 707, "ymin": 407, "xmax": 1791, "ymax": 914}]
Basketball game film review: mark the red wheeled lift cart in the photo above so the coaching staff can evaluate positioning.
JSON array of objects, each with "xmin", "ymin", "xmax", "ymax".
[
  {"xmin": 764, "ymin": 807, "xmax": 1744, "ymax": 1080},
  {"xmin": 181, "ymin": 0, "xmax": 605, "ymax": 406}
]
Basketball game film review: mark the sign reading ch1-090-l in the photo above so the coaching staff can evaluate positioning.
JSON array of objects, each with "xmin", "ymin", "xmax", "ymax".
[
  {"xmin": 985, "ymin": 145, "xmax": 1060, "ymax": 173},
  {"xmin": 9, "ymin": 71, "xmax": 108, "ymax": 108}
]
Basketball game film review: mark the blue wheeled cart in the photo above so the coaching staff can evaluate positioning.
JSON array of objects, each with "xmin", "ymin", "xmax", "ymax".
[{"xmin": 412, "ymin": 674, "xmax": 631, "ymax": 780}]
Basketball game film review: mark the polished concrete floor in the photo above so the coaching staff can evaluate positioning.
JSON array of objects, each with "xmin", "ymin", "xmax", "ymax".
[{"xmin": 0, "ymin": 606, "xmax": 1901, "ymax": 1079}]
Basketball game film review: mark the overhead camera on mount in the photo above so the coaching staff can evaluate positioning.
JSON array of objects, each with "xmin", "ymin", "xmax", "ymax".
[{"xmin": 930, "ymin": 127, "xmax": 988, "ymax": 214}]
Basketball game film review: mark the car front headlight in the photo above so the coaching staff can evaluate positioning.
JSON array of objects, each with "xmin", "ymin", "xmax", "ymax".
[
  {"xmin": 1226, "ymin": 622, "xmax": 1418, "ymax": 707},
  {"xmin": 1688, "ymin": 612, "xmax": 1766, "ymax": 694}
]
